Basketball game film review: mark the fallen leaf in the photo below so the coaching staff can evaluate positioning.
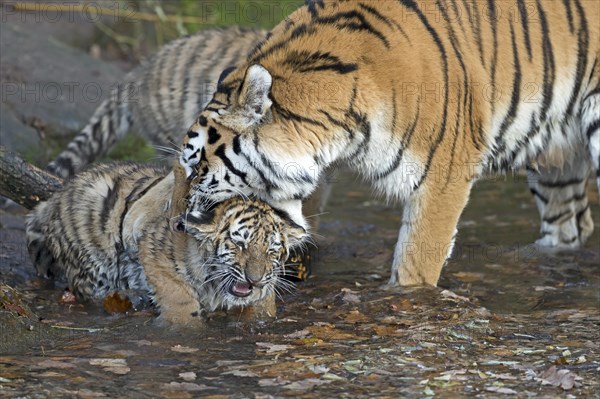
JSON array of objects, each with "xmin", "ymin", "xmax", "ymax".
[
  {"xmin": 343, "ymin": 309, "xmax": 369, "ymax": 323},
  {"xmin": 485, "ymin": 386, "xmax": 518, "ymax": 395},
  {"xmin": 179, "ymin": 372, "xmax": 197, "ymax": 381},
  {"xmin": 284, "ymin": 378, "xmax": 331, "ymax": 390},
  {"xmin": 256, "ymin": 342, "xmax": 293, "ymax": 353},
  {"xmin": 284, "ymin": 329, "xmax": 310, "ymax": 339},
  {"xmin": 440, "ymin": 290, "xmax": 470, "ymax": 302},
  {"xmin": 258, "ymin": 377, "xmax": 290, "ymax": 387},
  {"xmin": 452, "ymin": 272, "xmax": 485, "ymax": 283},
  {"xmin": 37, "ymin": 359, "xmax": 76, "ymax": 369},
  {"xmin": 222, "ymin": 370, "xmax": 258, "ymax": 377},
  {"xmin": 89, "ymin": 358, "xmax": 130, "ymax": 375},
  {"xmin": 171, "ymin": 345, "xmax": 199, "ymax": 353},
  {"xmin": 307, "ymin": 325, "xmax": 357, "ymax": 340},
  {"xmin": 340, "ymin": 288, "xmax": 361, "ymax": 304},
  {"xmin": 537, "ymin": 366, "xmax": 580, "ymax": 390},
  {"xmin": 162, "ymin": 382, "xmax": 213, "ymax": 391},
  {"xmin": 1, "ymin": 303, "xmax": 29, "ymax": 317},
  {"xmin": 103, "ymin": 292, "xmax": 133, "ymax": 314},
  {"xmin": 390, "ymin": 299, "xmax": 413, "ymax": 311},
  {"xmin": 58, "ymin": 289, "xmax": 77, "ymax": 305}
]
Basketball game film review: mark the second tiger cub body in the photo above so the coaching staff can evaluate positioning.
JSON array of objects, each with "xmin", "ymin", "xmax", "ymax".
[{"xmin": 26, "ymin": 163, "xmax": 307, "ymax": 325}]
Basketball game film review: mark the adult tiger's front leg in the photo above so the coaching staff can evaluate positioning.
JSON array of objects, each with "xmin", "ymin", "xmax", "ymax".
[{"xmin": 390, "ymin": 173, "xmax": 473, "ymax": 286}]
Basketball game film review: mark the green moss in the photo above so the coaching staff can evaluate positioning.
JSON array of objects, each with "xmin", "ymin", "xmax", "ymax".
[{"xmin": 105, "ymin": 132, "xmax": 156, "ymax": 163}]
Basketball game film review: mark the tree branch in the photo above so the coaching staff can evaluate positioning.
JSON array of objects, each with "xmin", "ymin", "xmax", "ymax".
[{"xmin": 0, "ymin": 146, "xmax": 64, "ymax": 210}]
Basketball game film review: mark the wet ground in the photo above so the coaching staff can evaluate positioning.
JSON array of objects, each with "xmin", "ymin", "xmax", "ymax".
[{"xmin": 1, "ymin": 171, "xmax": 599, "ymax": 398}]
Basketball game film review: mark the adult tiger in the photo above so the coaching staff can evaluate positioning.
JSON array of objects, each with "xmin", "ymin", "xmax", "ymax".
[{"xmin": 179, "ymin": 0, "xmax": 600, "ymax": 286}]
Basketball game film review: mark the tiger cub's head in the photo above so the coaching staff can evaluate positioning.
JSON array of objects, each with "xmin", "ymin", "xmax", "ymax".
[{"xmin": 173, "ymin": 196, "xmax": 308, "ymax": 310}]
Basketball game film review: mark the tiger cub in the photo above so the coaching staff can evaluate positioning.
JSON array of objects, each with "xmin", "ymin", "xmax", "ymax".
[
  {"xmin": 47, "ymin": 27, "xmax": 266, "ymax": 180},
  {"xmin": 178, "ymin": 0, "xmax": 599, "ymax": 287},
  {"xmin": 26, "ymin": 162, "xmax": 307, "ymax": 326}
]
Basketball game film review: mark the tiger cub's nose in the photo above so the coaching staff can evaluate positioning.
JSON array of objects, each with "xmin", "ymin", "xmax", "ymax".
[
  {"xmin": 246, "ymin": 269, "xmax": 266, "ymax": 288},
  {"xmin": 246, "ymin": 275, "xmax": 265, "ymax": 288}
]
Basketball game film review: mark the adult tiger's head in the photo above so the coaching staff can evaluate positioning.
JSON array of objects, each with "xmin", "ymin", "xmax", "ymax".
[
  {"xmin": 179, "ymin": 47, "xmax": 357, "ymax": 228},
  {"xmin": 173, "ymin": 196, "xmax": 308, "ymax": 310}
]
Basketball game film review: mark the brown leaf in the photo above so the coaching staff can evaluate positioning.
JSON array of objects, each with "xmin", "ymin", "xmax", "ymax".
[
  {"xmin": 343, "ymin": 310, "xmax": 369, "ymax": 323},
  {"xmin": 1, "ymin": 301, "xmax": 29, "ymax": 316},
  {"xmin": 390, "ymin": 299, "xmax": 413, "ymax": 312},
  {"xmin": 103, "ymin": 292, "xmax": 133, "ymax": 314},
  {"xmin": 308, "ymin": 325, "xmax": 356, "ymax": 340},
  {"xmin": 452, "ymin": 272, "xmax": 485, "ymax": 283},
  {"xmin": 373, "ymin": 325, "xmax": 402, "ymax": 337}
]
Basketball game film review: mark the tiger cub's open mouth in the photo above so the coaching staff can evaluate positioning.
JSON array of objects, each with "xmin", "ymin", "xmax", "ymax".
[{"xmin": 229, "ymin": 281, "xmax": 253, "ymax": 298}]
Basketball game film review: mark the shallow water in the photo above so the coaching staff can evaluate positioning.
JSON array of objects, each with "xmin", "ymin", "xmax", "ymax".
[{"xmin": 1, "ymin": 169, "xmax": 599, "ymax": 397}]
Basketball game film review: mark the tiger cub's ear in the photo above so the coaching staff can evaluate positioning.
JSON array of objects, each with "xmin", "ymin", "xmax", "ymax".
[
  {"xmin": 169, "ymin": 159, "xmax": 192, "ymax": 220},
  {"xmin": 283, "ymin": 223, "xmax": 310, "ymax": 251},
  {"xmin": 238, "ymin": 64, "xmax": 273, "ymax": 125}
]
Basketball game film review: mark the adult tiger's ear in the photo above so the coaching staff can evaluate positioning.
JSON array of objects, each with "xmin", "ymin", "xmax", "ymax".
[{"xmin": 238, "ymin": 64, "xmax": 273, "ymax": 125}]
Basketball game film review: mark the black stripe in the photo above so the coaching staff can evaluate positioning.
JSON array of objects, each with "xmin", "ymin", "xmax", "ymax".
[
  {"xmin": 319, "ymin": 110, "xmax": 354, "ymax": 140},
  {"xmin": 346, "ymin": 110, "xmax": 371, "ymax": 159},
  {"xmin": 517, "ymin": 0, "xmax": 533, "ymax": 61},
  {"xmin": 271, "ymin": 98, "xmax": 327, "ymax": 129},
  {"xmin": 214, "ymin": 144, "xmax": 248, "ymax": 185},
  {"xmin": 119, "ymin": 176, "xmax": 164, "ymax": 248},
  {"xmin": 167, "ymin": 38, "xmax": 190, "ymax": 121},
  {"xmin": 375, "ymin": 101, "xmax": 420, "ymax": 180},
  {"xmin": 529, "ymin": 188, "xmax": 549, "ymax": 204},
  {"xmin": 436, "ymin": 0, "xmax": 469, "ymax": 188},
  {"xmin": 488, "ymin": 0, "xmax": 498, "ymax": 115},
  {"xmin": 586, "ymin": 119, "xmax": 599, "ymax": 139},
  {"xmin": 180, "ymin": 33, "xmax": 211, "ymax": 114},
  {"xmin": 99, "ymin": 179, "xmax": 120, "ymax": 229},
  {"xmin": 536, "ymin": 0, "xmax": 556, "ymax": 123},
  {"xmin": 565, "ymin": 0, "xmax": 589, "ymax": 117},
  {"xmin": 448, "ymin": 0, "xmax": 467, "ymax": 41},
  {"xmin": 538, "ymin": 177, "xmax": 584, "ymax": 188},
  {"xmin": 232, "ymin": 135, "xmax": 242, "ymax": 155},
  {"xmin": 283, "ymin": 50, "xmax": 358, "ymax": 75},
  {"xmin": 467, "ymin": 93, "xmax": 481, "ymax": 151},
  {"xmin": 399, "ymin": 0, "xmax": 449, "ymax": 190},
  {"xmin": 207, "ymin": 126, "xmax": 221, "ymax": 144},
  {"xmin": 196, "ymin": 38, "xmax": 233, "ymax": 109},
  {"xmin": 198, "ymin": 115, "xmax": 208, "ymax": 127},
  {"xmin": 187, "ymin": 130, "xmax": 199, "ymax": 139},
  {"xmin": 494, "ymin": 20, "xmax": 522, "ymax": 154},
  {"xmin": 561, "ymin": 191, "xmax": 586, "ymax": 204},
  {"xmin": 306, "ymin": 0, "xmax": 324, "ymax": 18},
  {"xmin": 462, "ymin": 0, "xmax": 485, "ymax": 66},
  {"xmin": 360, "ymin": 2, "xmax": 409, "ymax": 40},
  {"xmin": 543, "ymin": 210, "xmax": 572, "ymax": 224},
  {"xmin": 562, "ymin": 0, "xmax": 575, "ymax": 33},
  {"xmin": 316, "ymin": 10, "xmax": 390, "ymax": 49},
  {"xmin": 583, "ymin": 86, "xmax": 600, "ymax": 104},
  {"xmin": 90, "ymin": 119, "xmax": 103, "ymax": 159}
]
